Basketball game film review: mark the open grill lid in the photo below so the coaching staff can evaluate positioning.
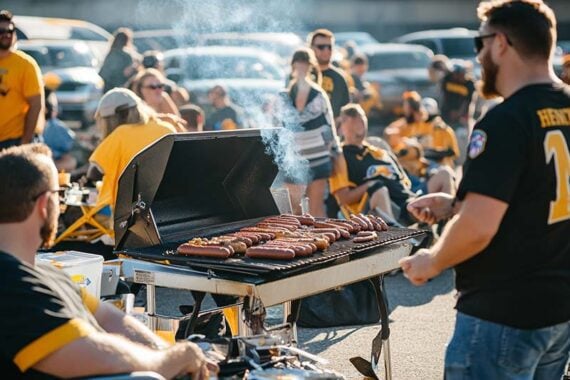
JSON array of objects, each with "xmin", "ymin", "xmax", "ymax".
[{"xmin": 114, "ymin": 129, "xmax": 281, "ymax": 250}]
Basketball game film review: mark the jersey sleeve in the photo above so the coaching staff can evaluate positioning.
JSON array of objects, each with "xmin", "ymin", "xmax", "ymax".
[
  {"xmin": 457, "ymin": 109, "xmax": 528, "ymax": 203},
  {"xmin": 89, "ymin": 130, "xmax": 122, "ymax": 176},
  {"xmin": 22, "ymin": 56, "xmax": 43, "ymax": 98},
  {"xmin": 0, "ymin": 264, "xmax": 97, "ymax": 372},
  {"xmin": 329, "ymin": 154, "xmax": 353, "ymax": 194}
]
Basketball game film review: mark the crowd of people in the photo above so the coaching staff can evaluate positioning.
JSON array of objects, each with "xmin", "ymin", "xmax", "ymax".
[{"xmin": 1, "ymin": 0, "xmax": 570, "ymax": 378}]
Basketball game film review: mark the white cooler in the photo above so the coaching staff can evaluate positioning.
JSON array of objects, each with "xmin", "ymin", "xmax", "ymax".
[{"xmin": 37, "ymin": 251, "xmax": 104, "ymax": 298}]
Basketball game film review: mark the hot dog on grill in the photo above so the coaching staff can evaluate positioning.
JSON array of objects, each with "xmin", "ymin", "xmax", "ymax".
[
  {"xmin": 177, "ymin": 244, "xmax": 233, "ymax": 258},
  {"xmin": 245, "ymin": 246, "xmax": 296, "ymax": 260}
]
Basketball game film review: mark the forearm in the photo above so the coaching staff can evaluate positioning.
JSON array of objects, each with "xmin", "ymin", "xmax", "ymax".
[
  {"xmin": 430, "ymin": 212, "xmax": 493, "ymax": 272},
  {"xmin": 96, "ymin": 303, "xmax": 169, "ymax": 349},
  {"xmin": 34, "ymin": 332, "xmax": 191, "ymax": 379},
  {"xmin": 23, "ymin": 101, "xmax": 43, "ymax": 143},
  {"xmin": 335, "ymin": 183, "xmax": 369, "ymax": 206}
]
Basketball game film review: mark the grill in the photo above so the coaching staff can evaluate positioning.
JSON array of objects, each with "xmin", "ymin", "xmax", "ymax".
[
  {"xmin": 113, "ymin": 129, "xmax": 426, "ymax": 280},
  {"xmin": 119, "ymin": 226, "xmax": 426, "ymax": 279}
]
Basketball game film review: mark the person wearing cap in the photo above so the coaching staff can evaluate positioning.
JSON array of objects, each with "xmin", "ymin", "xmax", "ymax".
[
  {"xmin": 562, "ymin": 54, "xmax": 570, "ymax": 85},
  {"xmin": 439, "ymin": 59, "xmax": 476, "ymax": 130},
  {"xmin": 87, "ymin": 88, "xmax": 176, "ymax": 212},
  {"xmin": 205, "ymin": 85, "xmax": 244, "ymax": 131},
  {"xmin": 0, "ymin": 10, "xmax": 44, "ymax": 149}
]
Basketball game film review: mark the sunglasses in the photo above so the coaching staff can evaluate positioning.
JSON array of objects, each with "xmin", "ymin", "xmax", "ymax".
[
  {"xmin": 143, "ymin": 83, "xmax": 165, "ymax": 90},
  {"xmin": 474, "ymin": 32, "xmax": 513, "ymax": 54},
  {"xmin": 31, "ymin": 188, "xmax": 66, "ymax": 202},
  {"xmin": 313, "ymin": 44, "xmax": 332, "ymax": 51},
  {"xmin": 0, "ymin": 27, "xmax": 14, "ymax": 36}
]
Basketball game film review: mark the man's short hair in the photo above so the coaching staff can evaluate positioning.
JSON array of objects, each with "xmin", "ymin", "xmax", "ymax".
[
  {"xmin": 308, "ymin": 28, "xmax": 335, "ymax": 45},
  {"xmin": 477, "ymin": 0, "xmax": 557, "ymax": 60},
  {"xmin": 341, "ymin": 103, "xmax": 367, "ymax": 120},
  {"xmin": 0, "ymin": 10, "xmax": 13, "ymax": 24},
  {"xmin": 0, "ymin": 144, "xmax": 53, "ymax": 223}
]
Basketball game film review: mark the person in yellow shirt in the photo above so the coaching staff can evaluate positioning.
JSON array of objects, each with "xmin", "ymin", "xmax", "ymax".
[
  {"xmin": 0, "ymin": 10, "xmax": 44, "ymax": 149},
  {"xmin": 87, "ymin": 88, "xmax": 175, "ymax": 211}
]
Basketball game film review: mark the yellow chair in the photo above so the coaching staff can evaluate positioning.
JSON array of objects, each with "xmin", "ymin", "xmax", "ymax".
[{"xmin": 55, "ymin": 197, "xmax": 114, "ymax": 245}]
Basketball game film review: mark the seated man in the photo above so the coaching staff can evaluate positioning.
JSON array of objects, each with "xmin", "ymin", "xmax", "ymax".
[
  {"xmin": 331, "ymin": 104, "xmax": 416, "ymax": 225},
  {"xmin": 0, "ymin": 144, "xmax": 217, "ymax": 378},
  {"xmin": 87, "ymin": 88, "xmax": 176, "ymax": 211}
]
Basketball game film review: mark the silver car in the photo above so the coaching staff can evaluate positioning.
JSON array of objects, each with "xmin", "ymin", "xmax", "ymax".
[
  {"xmin": 17, "ymin": 40, "xmax": 104, "ymax": 128},
  {"xmin": 360, "ymin": 43, "xmax": 435, "ymax": 116}
]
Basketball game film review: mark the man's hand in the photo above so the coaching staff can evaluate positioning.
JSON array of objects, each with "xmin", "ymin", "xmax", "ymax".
[
  {"xmin": 182, "ymin": 342, "xmax": 219, "ymax": 379},
  {"xmin": 407, "ymin": 192, "xmax": 455, "ymax": 224},
  {"xmin": 399, "ymin": 249, "xmax": 441, "ymax": 286}
]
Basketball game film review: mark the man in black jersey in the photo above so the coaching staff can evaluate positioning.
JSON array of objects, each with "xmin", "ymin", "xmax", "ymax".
[
  {"xmin": 0, "ymin": 144, "xmax": 217, "ymax": 379},
  {"xmin": 399, "ymin": 1, "xmax": 570, "ymax": 377},
  {"xmin": 308, "ymin": 29, "xmax": 350, "ymax": 122}
]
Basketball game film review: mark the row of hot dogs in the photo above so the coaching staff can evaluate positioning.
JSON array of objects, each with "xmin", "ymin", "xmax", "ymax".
[{"xmin": 176, "ymin": 213, "xmax": 388, "ymax": 260}]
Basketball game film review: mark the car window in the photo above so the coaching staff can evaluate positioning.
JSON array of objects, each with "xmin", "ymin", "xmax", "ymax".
[
  {"xmin": 69, "ymin": 26, "xmax": 108, "ymax": 41},
  {"xmin": 441, "ymin": 38, "xmax": 476, "ymax": 58},
  {"xmin": 411, "ymin": 39, "xmax": 439, "ymax": 53},
  {"xmin": 21, "ymin": 44, "xmax": 95, "ymax": 69},
  {"xmin": 171, "ymin": 54, "xmax": 284, "ymax": 80},
  {"xmin": 368, "ymin": 51, "xmax": 432, "ymax": 71},
  {"xmin": 203, "ymin": 39, "xmax": 297, "ymax": 59}
]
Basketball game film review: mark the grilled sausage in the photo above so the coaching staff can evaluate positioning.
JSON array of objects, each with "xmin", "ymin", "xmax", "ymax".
[
  {"xmin": 264, "ymin": 217, "xmax": 301, "ymax": 227},
  {"xmin": 325, "ymin": 220, "xmax": 356, "ymax": 233},
  {"xmin": 311, "ymin": 227, "xmax": 348, "ymax": 239},
  {"xmin": 357, "ymin": 231, "xmax": 378, "ymax": 238},
  {"xmin": 229, "ymin": 232, "xmax": 260, "ymax": 244},
  {"xmin": 283, "ymin": 214, "xmax": 315, "ymax": 226},
  {"xmin": 257, "ymin": 222, "xmax": 297, "ymax": 232},
  {"xmin": 276, "ymin": 237, "xmax": 329, "ymax": 251},
  {"xmin": 239, "ymin": 228, "xmax": 276, "ymax": 240},
  {"xmin": 367, "ymin": 214, "xmax": 389, "ymax": 231},
  {"xmin": 358, "ymin": 214, "xmax": 376, "ymax": 231},
  {"xmin": 177, "ymin": 244, "xmax": 233, "ymax": 258},
  {"xmin": 353, "ymin": 235, "xmax": 376, "ymax": 243},
  {"xmin": 220, "ymin": 235, "xmax": 253, "ymax": 247},
  {"xmin": 245, "ymin": 246, "xmax": 296, "ymax": 260},
  {"xmin": 350, "ymin": 214, "xmax": 369, "ymax": 229},
  {"xmin": 264, "ymin": 241, "xmax": 313, "ymax": 256}
]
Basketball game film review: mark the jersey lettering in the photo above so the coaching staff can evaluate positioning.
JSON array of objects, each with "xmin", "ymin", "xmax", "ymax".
[{"xmin": 544, "ymin": 130, "xmax": 570, "ymax": 224}]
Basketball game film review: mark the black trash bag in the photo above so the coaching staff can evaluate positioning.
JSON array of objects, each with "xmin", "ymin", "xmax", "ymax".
[
  {"xmin": 297, "ymin": 280, "xmax": 380, "ymax": 327},
  {"xmin": 177, "ymin": 305, "xmax": 232, "ymax": 340}
]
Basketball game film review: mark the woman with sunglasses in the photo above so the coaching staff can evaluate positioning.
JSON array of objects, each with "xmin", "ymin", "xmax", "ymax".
[
  {"xmin": 278, "ymin": 47, "xmax": 340, "ymax": 217},
  {"xmin": 131, "ymin": 68, "xmax": 186, "ymax": 132}
]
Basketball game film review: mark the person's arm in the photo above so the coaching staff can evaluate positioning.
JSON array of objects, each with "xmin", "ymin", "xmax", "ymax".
[
  {"xmin": 159, "ymin": 92, "xmax": 180, "ymax": 117},
  {"xmin": 94, "ymin": 301, "xmax": 169, "ymax": 349},
  {"xmin": 33, "ymin": 333, "xmax": 217, "ymax": 379},
  {"xmin": 22, "ymin": 94, "xmax": 43, "ymax": 144},
  {"xmin": 334, "ymin": 183, "xmax": 371, "ymax": 206},
  {"xmin": 400, "ymin": 192, "xmax": 508, "ymax": 285}
]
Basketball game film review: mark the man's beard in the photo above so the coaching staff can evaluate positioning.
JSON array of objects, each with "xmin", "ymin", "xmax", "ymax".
[
  {"xmin": 479, "ymin": 52, "xmax": 501, "ymax": 99},
  {"xmin": 0, "ymin": 37, "xmax": 13, "ymax": 50},
  {"xmin": 40, "ymin": 200, "xmax": 58, "ymax": 249},
  {"xmin": 316, "ymin": 57, "xmax": 329, "ymax": 66}
]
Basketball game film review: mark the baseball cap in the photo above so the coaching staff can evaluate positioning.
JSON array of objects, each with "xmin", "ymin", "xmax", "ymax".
[
  {"xmin": 421, "ymin": 97, "xmax": 440, "ymax": 116},
  {"xmin": 96, "ymin": 88, "xmax": 139, "ymax": 117}
]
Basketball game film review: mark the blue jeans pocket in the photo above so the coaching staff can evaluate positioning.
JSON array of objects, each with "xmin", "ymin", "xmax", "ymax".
[
  {"xmin": 498, "ymin": 325, "xmax": 542, "ymax": 374},
  {"xmin": 446, "ymin": 313, "xmax": 478, "ymax": 370}
]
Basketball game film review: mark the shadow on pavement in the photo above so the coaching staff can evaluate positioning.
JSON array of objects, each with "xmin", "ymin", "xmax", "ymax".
[{"xmin": 385, "ymin": 269, "xmax": 455, "ymax": 311}]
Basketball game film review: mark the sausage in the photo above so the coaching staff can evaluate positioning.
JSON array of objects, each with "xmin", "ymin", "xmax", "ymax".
[
  {"xmin": 239, "ymin": 228, "xmax": 276, "ymax": 240},
  {"xmin": 283, "ymin": 214, "xmax": 315, "ymax": 226},
  {"xmin": 245, "ymin": 246, "xmax": 296, "ymax": 260},
  {"xmin": 229, "ymin": 232, "xmax": 260, "ymax": 244},
  {"xmin": 264, "ymin": 242, "xmax": 313, "ymax": 256},
  {"xmin": 350, "ymin": 214, "xmax": 369, "ymax": 229},
  {"xmin": 264, "ymin": 217, "xmax": 301, "ymax": 227},
  {"xmin": 314, "ymin": 221, "xmax": 343, "ymax": 230},
  {"xmin": 220, "ymin": 235, "xmax": 253, "ymax": 247},
  {"xmin": 257, "ymin": 222, "xmax": 297, "ymax": 232},
  {"xmin": 343, "ymin": 219, "xmax": 362, "ymax": 232},
  {"xmin": 357, "ymin": 231, "xmax": 377, "ymax": 238},
  {"xmin": 353, "ymin": 235, "xmax": 376, "ymax": 243},
  {"xmin": 255, "ymin": 223, "xmax": 292, "ymax": 232},
  {"xmin": 276, "ymin": 237, "xmax": 329, "ymax": 251},
  {"xmin": 312, "ymin": 232, "xmax": 336, "ymax": 243},
  {"xmin": 177, "ymin": 244, "xmax": 233, "ymax": 258},
  {"xmin": 357, "ymin": 214, "xmax": 375, "ymax": 231},
  {"xmin": 325, "ymin": 220, "xmax": 356, "ymax": 233},
  {"xmin": 312, "ymin": 227, "xmax": 348, "ymax": 239},
  {"xmin": 367, "ymin": 214, "xmax": 389, "ymax": 231}
]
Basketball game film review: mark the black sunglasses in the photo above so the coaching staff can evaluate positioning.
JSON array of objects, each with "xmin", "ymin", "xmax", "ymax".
[
  {"xmin": 0, "ymin": 27, "xmax": 14, "ymax": 36},
  {"xmin": 31, "ymin": 188, "xmax": 66, "ymax": 202},
  {"xmin": 143, "ymin": 83, "xmax": 165, "ymax": 90},
  {"xmin": 314, "ymin": 44, "xmax": 332, "ymax": 51},
  {"xmin": 474, "ymin": 32, "xmax": 513, "ymax": 54}
]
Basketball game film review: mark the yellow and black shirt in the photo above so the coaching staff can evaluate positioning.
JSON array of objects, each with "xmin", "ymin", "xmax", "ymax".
[
  {"xmin": 456, "ymin": 83, "xmax": 570, "ymax": 329},
  {"xmin": 440, "ymin": 74, "xmax": 475, "ymax": 126},
  {"xmin": 320, "ymin": 66, "xmax": 350, "ymax": 118},
  {"xmin": 330, "ymin": 142, "xmax": 414, "ymax": 218},
  {"xmin": 0, "ymin": 252, "xmax": 101, "ymax": 378}
]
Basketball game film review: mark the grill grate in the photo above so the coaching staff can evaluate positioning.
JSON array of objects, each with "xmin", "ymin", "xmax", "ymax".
[{"xmin": 118, "ymin": 227, "xmax": 426, "ymax": 279}]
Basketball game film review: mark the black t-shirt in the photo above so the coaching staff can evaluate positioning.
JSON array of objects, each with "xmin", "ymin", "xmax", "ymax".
[
  {"xmin": 456, "ymin": 83, "xmax": 570, "ymax": 329},
  {"xmin": 205, "ymin": 104, "xmax": 243, "ymax": 131},
  {"xmin": 321, "ymin": 66, "xmax": 350, "ymax": 118},
  {"xmin": 0, "ymin": 252, "xmax": 102, "ymax": 378},
  {"xmin": 440, "ymin": 74, "xmax": 475, "ymax": 126}
]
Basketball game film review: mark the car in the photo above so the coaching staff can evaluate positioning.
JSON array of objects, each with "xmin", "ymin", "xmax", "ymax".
[
  {"xmin": 17, "ymin": 40, "xmax": 104, "ymax": 128},
  {"xmin": 393, "ymin": 28, "xmax": 478, "ymax": 60},
  {"xmin": 163, "ymin": 46, "xmax": 286, "ymax": 127},
  {"xmin": 13, "ymin": 15, "xmax": 111, "ymax": 64},
  {"xmin": 359, "ymin": 43, "xmax": 435, "ymax": 117},
  {"xmin": 334, "ymin": 31, "xmax": 378, "ymax": 48},
  {"xmin": 133, "ymin": 29, "xmax": 196, "ymax": 53},
  {"xmin": 196, "ymin": 32, "xmax": 304, "ymax": 67}
]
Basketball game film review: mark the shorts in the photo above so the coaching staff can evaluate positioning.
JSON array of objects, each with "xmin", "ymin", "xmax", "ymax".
[{"xmin": 284, "ymin": 160, "xmax": 332, "ymax": 185}]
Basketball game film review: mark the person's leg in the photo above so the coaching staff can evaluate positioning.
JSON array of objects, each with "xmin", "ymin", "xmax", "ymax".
[
  {"xmin": 284, "ymin": 182, "xmax": 306, "ymax": 215},
  {"xmin": 306, "ymin": 179, "xmax": 327, "ymax": 217},
  {"xmin": 446, "ymin": 312, "xmax": 568, "ymax": 380},
  {"xmin": 534, "ymin": 321, "xmax": 570, "ymax": 380},
  {"xmin": 369, "ymin": 186, "xmax": 395, "ymax": 220},
  {"xmin": 427, "ymin": 166, "xmax": 456, "ymax": 194}
]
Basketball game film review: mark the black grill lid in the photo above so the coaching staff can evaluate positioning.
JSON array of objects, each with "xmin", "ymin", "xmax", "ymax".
[{"xmin": 114, "ymin": 129, "xmax": 281, "ymax": 250}]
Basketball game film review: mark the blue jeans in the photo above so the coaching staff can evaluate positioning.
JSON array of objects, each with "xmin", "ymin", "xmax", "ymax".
[{"xmin": 445, "ymin": 312, "xmax": 570, "ymax": 379}]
